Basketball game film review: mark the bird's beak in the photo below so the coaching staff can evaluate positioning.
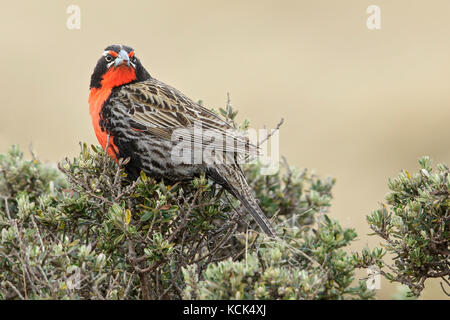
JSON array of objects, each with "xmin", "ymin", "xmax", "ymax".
[{"xmin": 114, "ymin": 49, "xmax": 130, "ymax": 67}]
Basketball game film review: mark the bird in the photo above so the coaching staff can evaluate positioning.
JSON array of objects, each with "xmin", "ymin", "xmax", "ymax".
[{"xmin": 88, "ymin": 44, "xmax": 276, "ymax": 237}]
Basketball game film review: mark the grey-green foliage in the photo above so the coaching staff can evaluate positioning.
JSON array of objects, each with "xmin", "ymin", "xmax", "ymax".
[
  {"xmin": 354, "ymin": 156, "xmax": 450, "ymax": 297},
  {"xmin": 0, "ymin": 141, "xmax": 375, "ymax": 299},
  {"xmin": 183, "ymin": 214, "xmax": 374, "ymax": 300},
  {"xmin": 183, "ymin": 160, "xmax": 373, "ymax": 299},
  {"xmin": 1, "ymin": 142, "xmax": 243, "ymax": 299},
  {"xmin": 0, "ymin": 146, "xmax": 65, "ymax": 205}
]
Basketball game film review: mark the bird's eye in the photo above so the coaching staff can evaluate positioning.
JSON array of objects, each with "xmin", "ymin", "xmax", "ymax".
[
  {"xmin": 132, "ymin": 57, "xmax": 137, "ymax": 63},
  {"xmin": 105, "ymin": 55, "xmax": 113, "ymax": 62}
]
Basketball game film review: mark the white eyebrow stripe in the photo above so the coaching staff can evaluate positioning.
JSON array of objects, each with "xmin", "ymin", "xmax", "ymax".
[{"xmin": 102, "ymin": 51, "xmax": 110, "ymax": 56}]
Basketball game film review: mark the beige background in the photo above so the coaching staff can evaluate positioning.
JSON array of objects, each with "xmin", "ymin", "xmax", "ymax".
[{"xmin": 0, "ymin": 0, "xmax": 449, "ymax": 299}]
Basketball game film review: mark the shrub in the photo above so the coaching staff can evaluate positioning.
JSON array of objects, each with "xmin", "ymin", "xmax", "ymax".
[
  {"xmin": 353, "ymin": 157, "xmax": 450, "ymax": 297},
  {"xmin": 0, "ymin": 143, "xmax": 373, "ymax": 299}
]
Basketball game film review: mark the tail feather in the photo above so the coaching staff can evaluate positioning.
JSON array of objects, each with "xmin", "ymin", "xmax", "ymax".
[
  {"xmin": 237, "ymin": 193, "xmax": 277, "ymax": 237},
  {"xmin": 207, "ymin": 165, "xmax": 276, "ymax": 237}
]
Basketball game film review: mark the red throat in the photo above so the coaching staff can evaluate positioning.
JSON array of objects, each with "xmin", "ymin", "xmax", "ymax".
[{"xmin": 89, "ymin": 66, "xmax": 137, "ymax": 161}]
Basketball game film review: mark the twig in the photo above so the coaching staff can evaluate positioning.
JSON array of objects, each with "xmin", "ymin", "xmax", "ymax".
[
  {"xmin": 28, "ymin": 143, "xmax": 38, "ymax": 161},
  {"xmin": 439, "ymin": 277, "xmax": 450, "ymax": 297},
  {"xmin": 5, "ymin": 281, "xmax": 25, "ymax": 300},
  {"xmin": 123, "ymin": 272, "xmax": 135, "ymax": 299},
  {"xmin": 259, "ymin": 118, "xmax": 284, "ymax": 146},
  {"xmin": 225, "ymin": 92, "xmax": 236, "ymax": 128}
]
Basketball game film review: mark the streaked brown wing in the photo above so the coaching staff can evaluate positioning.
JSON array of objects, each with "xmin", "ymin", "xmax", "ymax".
[{"xmin": 115, "ymin": 78, "xmax": 260, "ymax": 157}]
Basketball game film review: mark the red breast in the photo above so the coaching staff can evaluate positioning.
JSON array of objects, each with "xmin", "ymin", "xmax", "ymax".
[{"xmin": 89, "ymin": 66, "xmax": 137, "ymax": 161}]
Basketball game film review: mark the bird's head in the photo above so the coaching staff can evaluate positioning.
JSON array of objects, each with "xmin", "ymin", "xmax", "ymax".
[{"xmin": 90, "ymin": 44, "xmax": 151, "ymax": 90}]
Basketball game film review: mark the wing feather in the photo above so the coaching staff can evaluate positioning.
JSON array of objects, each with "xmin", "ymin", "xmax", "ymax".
[{"xmin": 112, "ymin": 78, "xmax": 260, "ymax": 158}]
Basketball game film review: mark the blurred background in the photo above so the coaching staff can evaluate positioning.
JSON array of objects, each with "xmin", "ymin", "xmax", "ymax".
[{"xmin": 1, "ymin": 0, "xmax": 449, "ymax": 299}]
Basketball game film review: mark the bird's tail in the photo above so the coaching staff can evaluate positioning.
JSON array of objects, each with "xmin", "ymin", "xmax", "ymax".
[
  {"xmin": 207, "ymin": 165, "xmax": 277, "ymax": 237},
  {"xmin": 237, "ymin": 189, "xmax": 277, "ymax": 237}
]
